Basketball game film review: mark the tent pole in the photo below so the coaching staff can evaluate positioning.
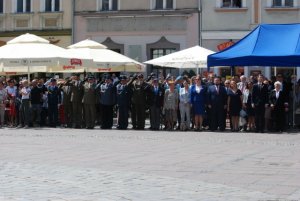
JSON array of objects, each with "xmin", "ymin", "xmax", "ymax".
[
  {"xmin": 198, "ymin": 0, "xmax": 202, "ymax": 46},
  {"xmin": 293, "ymin": 67, "xmax": 296, "ymax": 128},
  {"xmin": 27, "ymin": 65, "xmax": 30, "ymax": 81}
]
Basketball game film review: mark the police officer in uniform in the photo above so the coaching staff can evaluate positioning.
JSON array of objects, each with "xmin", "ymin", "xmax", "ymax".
[
  {"xmin": 70, "ymin": 73, "xmax": 84, "ymax": 128},
  {"xmin": 59, "ymin": 77, "xmax": 73, "ymax": 128},
  {"xmin": 83, "ymin": 75, "xmax": 98, "ymax": 129},
  {"xmin": 99, "ymin": 75, "xmax": 117, "ymax": 129},
  {"xmin": 130, "ymin": 73, "xmax": 151, "ymax": 130},
  {"xmin": 116, "ymin": 75, "xmax": 132, "ymax": 130},
  {"xmin": 47, "ymin": 78, "xmax": 61, "ymax": 127}
]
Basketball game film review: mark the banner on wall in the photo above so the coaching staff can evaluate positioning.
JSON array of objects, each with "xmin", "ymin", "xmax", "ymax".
[{"xmin": 217, "ymin": 40, "xmax": 235, "ymax": 51}]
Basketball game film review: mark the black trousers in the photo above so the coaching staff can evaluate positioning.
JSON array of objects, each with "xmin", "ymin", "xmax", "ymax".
[
  {"xmin": 48, "ymin": 104, "xmax": 58, "ymax": 127},
  {"xmin": 150, "ymin": 105, "xmax": 161, "ymax": 130},
  {"xmin": 64, "ymin": 102, "xmax": 72, "ymax": 127},
  {"xmin": 272, "ymin": 108, "xmax": 285, "ymax": 131},
  {"xmin": 132, "ymin": 103, "xmax": 146, "ymax": 129},
  {"xmin": 117, "ymin": 105, "xmax": 129, "ymax": 129},
  {"xmin": 101, "ymin": 104, "xmax": 114, "ymax": 129},
  {"xmin": 255, "ymin": 105, "xmax": 265, "ymax": 132},
  {"xmin": 72, "ymin": 101, "xmax": 82, "ymax": 127},
  {"xmin": 210, "ymin": 106, "xmax": 226, "ymax": 131}
]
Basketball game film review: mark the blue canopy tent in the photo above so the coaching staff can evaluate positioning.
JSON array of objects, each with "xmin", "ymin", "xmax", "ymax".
[
  {"xmin": 207, "ymin": 23, "xmax": 300, "ymax": 68},
  {"xmin": 208, "ymin": 23, "xmax": 300, "ymax": 128}
]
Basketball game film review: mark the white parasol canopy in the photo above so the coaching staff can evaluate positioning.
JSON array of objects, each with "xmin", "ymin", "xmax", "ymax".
[
  {"xmin": 64, "ymin": 39, "xmax": 145, "ymax": 73},
  {"xmin": 144, "ymin": 45, "xmax": 215, "ymax": 69},
  {"xmin": 0, "ymin": 33, "xmax": 90, "ymax": 75}
]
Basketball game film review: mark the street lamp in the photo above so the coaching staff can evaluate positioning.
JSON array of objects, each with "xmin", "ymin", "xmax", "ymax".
[
  {"xmin": 197, "ymin": 0, "xmax": 203, "ymax": 75},
  {"xmin": 198, "ymin": 0, "xmax": 202, "ymax": 46}
]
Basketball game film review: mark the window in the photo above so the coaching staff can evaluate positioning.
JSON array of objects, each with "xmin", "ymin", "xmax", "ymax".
[
  {"xmin": 45, "ymin": 0, "xmax": 60, "ymax": 12},
  {"xmin": 154, "ymin": 0, "xmax": 174, "ymax": 10},
  {"xmin": 155, "ymin": 0, "xmax": 163, "ymax": 9},
  {"xmin": 0, "ymin": 0, "xmax": 3, "ymax": 13},
  {"xmin": 273, "ymin": 0, "xmax": 294, "ymax": 7},
  {"xmin": 16, "ymin": 0, "xmax": 31, "ymax": 12},
  {"xmin": 166, "ymin": 0, "xmax": 173, "ymax": 9},
  {"xmin": 151, "ymin": 48, "xmax": 176, "ymax": 76},
  {"xmin": 152, "ymin": 48, "xmax": 176, "ymax": 59},
  {"xmin": 102, "ymin": 0, "xmax": 109, "ymax": 10},
  {"xmin": 99, "ymin": 0, "xmax": 118, "ymax": 11},
  {"xmin": 222, "ymin": 0, "xmax": 242, "ymax": 8}
]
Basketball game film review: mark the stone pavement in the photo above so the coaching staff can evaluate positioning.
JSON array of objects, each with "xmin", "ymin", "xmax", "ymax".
[{"xmin": 0, "ymin": 128, "xmax": 299, "ymax": 201}]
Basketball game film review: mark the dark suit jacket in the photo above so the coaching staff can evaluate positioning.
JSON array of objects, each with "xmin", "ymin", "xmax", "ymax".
[
  {"xmin": 207, "ymin": 84, "xmax": 227, "ymax": 109},
  {"xmin": 116, "ymin": 83, "xmax": 131, "ymax": 107},
  {"xmin": 100, "ymin": 83, "xmax": 117, "ymax": 106},
  {"xmin": 130, "ymin": 81, "xmax": 151, "ymax": 105},
  {"xmin": 252, "ymin": 83, "xmax": 269, "ymax": 107},
  {"xmin": 71, "ymin": 80, "xmax": 84, "ymax": 103},
  {"xmin": 269, "ymin": 90, "xmax": 285, "ymax": 111},
  {"xmin": 281, "ymin": 81, "xmax": 291, "ymax": 104},
  {"xmin": 149, "ymin": 85, "xmax": 164, "ymax": 108}
]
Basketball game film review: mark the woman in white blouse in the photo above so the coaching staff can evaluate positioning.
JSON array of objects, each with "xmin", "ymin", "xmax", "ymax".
[
  {"xmin": 243, "ymin": 82, "xmax": 255, "ymax": 132},
  {"xmin": 179, "ymin": 80, "xmax": 191, "ymax": 130}
]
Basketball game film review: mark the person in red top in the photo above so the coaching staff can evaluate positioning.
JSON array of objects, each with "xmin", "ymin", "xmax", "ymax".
[{"xmin": 6, "ymin": 79, "xmax": 17, "ymax": 127}]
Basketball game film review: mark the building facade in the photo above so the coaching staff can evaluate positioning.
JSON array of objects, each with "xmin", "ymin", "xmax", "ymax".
[
  {"xmin": 2, "ymin": 0, "xmax": 297, "ymax": 79},
  {"xmin": 74, "ymin": 0, "xmax": 300, "ymax": 79},
  {"xmin": 0, "ymin": 0, "xmax": 72, "ymax": 48},
  {"xmin": 202, "ymin": 0, "xmax": 300, "ymax": 79},
  {"xmin": 74, "ymin": 0, "xmax": 200, "ymax": 76}
]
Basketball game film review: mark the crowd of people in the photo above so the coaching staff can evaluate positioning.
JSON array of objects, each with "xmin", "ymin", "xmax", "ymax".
[{"xmin": 0, "ymin": 72, "xmax": 299, "ymax": 133}]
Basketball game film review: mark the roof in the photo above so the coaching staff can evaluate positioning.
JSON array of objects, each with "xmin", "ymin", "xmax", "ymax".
[{"xmin": 207, "ymin": 23, "xmax": 300, "ymax": 67}]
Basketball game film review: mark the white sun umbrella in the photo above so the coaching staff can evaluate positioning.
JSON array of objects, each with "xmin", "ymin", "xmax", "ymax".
[
  {"xmin": 0, "ymin": 33, "xmax": 89, "ymax": 77},
  {"xmin": 144, "ymin": 45, "xmax": 215, "ymax": 73},
  {"xmin": 66, "ymin": 39, "xmax": 145, "ymax": 73}
]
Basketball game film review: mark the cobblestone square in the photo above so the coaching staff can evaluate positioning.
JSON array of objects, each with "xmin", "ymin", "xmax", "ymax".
[{"xmin": 0, "ymin": 128, "xmax": 299, "ymax": 201}]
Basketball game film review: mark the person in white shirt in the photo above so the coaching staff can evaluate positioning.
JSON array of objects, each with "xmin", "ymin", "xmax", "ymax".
[
  {"xmin": 237, "ymin": 75, "xmax": 247, "ymax": 94},
  {"xmin": 18, "ymin": 80, "xmax": 31, "ymax": 128},
  {"xmin": 179, "ymin": 80, "xmax": 191, "ymax": 131}
]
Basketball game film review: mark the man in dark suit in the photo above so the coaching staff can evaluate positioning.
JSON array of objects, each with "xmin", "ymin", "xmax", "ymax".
[
  {"xmin": 149, "ymin": 78, "xmax": 164, "ymax": 130},
  {"xmin": 252, "ymin": 74, "xmax": 269, "ymax": 133},
  {"xmin": 207, "ymin": 76, "xmax": 228, "ymax": 131},
  {"xmin": 276, "ymin": 73, "xmax": 292, "ymax": 129}
]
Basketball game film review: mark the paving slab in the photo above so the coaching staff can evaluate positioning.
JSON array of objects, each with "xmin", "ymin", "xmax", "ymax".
[{"xmin": 0, "ymin": 128, "xmax": 299, "ymax": 200}]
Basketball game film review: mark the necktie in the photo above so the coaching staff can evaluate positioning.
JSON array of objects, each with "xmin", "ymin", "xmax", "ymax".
[
  {"xmin": 67, "ymin": 86, "xmax": 70, "ymax": 94},
  {"xmin": 216, "ymin": 85, "xmax": 219, "ymax": 94}
]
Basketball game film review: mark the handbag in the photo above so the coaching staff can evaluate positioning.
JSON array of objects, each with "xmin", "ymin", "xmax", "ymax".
[{"xmin": 240, "ymin": 109, "xmax": 247, "ymax": 118}]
